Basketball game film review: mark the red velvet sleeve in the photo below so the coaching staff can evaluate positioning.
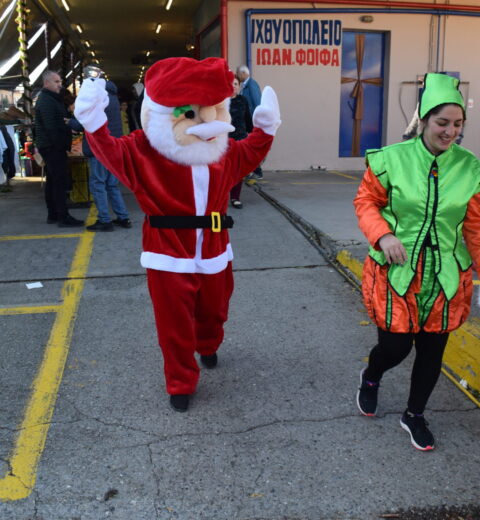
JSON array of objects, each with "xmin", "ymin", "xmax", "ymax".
[
  {"xmin": 353, "ymin": 167, "xmax": 392, "ymax": 250},
  {"xmin": 463, "ymin": 192, "xmax": 480, "ymax": 273},
  {"xmin": 227, "ymin": 127, "xmax": 273, "ymax": 183},
  {"xmin": 85, "ymin": 123, "xmax": 140, "ymax": 191}
]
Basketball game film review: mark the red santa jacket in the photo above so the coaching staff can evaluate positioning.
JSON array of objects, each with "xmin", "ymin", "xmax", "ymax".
[{"xmin": 86, "ymin": 124, "xmax": 273, "ymax": 274}]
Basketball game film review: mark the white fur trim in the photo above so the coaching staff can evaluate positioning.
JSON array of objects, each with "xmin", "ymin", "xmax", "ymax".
[
  {"xmin": 192, "ymin": 165, "xmax": 209, "ymax": 216},
  {"xmin": 140, "ymin": 244, "xmax": 234, "ymax": 274},
  {"xmin": 192, "ymin": 165, "xmax": 209, "ymax": 259},
  {"xmin": 143, "ymin": 89, "xmax": 173, "ymax": 114}
]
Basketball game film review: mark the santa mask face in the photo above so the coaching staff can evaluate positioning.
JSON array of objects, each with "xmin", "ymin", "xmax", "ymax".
[
  {"xmin": 172, "ymin": 102, "xmax": 231, "ymax": 146},
  {"xmin": 142, "ymin": 96, "xmax": 233, "ymax": 166}
]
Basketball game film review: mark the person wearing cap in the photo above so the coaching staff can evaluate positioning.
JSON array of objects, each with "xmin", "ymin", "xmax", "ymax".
[
  {"xmin": 353, "ymin": 72, "xmax": 480, "ymax": 451},
  {"xmin": 74, "ymin": 57, "xmax": 280, "ymax": 412}
]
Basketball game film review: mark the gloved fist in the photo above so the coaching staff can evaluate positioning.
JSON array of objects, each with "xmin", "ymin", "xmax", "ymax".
[
  {"xmin": 74, "ymin": 78, "xmax": 108, "ymax": 133},
  {"xmin": 252, "ymin": 86, "xmax": 281, "ymax": 136}
]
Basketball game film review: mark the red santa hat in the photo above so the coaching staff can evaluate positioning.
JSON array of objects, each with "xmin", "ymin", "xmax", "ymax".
[{"xmin": 144, "ymin": 57, "xmax": 234, "ymax": 108}]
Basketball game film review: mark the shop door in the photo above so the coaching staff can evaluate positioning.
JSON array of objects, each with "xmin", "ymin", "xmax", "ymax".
[{"xmin": 339, "ymin": 31, "xmax": 385, "ymax": 157}]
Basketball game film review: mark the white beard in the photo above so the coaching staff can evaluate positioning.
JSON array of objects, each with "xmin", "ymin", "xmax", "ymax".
[{"xmin": 143, "ymin": 113, "xmax": 229, "ymax": 166}]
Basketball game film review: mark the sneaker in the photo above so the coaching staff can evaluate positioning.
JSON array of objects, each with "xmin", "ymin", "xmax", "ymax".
[
  {"xmin": 169, "ymin": 394, "xmax": 190, "ymax": 412},
  {"xmin": 400, "ymin": 410, "xmax": 435, "ymax": 451},
  {"xmin": 86, "ymin": 220, "xmax": 114, "ymax": 232},
  {"xmin": 356, "ymin": 368, "xmax": 379, "ymax": 416},
  {"xmin": 58, "ymin": 214, "xmax": 84, "ymax": 227},
  {"xmin": 230, "ymin": 199, "xmax": 243, "ymax": 209},
  {"xmin": 113, "ymin": 218, "xmax": 132, "ymax": 228},
  {"xmin": 200, "ymin": 353, "xmax": 218, "ymax": 369}
]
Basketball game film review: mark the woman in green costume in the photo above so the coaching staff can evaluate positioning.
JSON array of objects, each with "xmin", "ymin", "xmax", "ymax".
[{"xmin": 354, "ymin": 73, "xmax": 480, "ymax": 451}]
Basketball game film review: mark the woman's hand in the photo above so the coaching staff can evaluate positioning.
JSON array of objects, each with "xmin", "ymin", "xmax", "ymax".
[{"xmin": 378, "ymin": 233, "xmax": 408, "ymax": 265}]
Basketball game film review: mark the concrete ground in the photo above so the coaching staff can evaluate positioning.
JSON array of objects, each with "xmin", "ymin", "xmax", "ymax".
[{"xmin": 0, "ymin": 174, "xmax": 478, "ymax": 520}]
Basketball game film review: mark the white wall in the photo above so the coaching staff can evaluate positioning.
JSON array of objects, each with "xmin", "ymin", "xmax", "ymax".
[
  {"xmin": 442, "ymin": 14, "xmax": 480, "ymax": 153},
  {"xmin": 228, "ymin": 2, "xmax": 480, "ymax": 170}
]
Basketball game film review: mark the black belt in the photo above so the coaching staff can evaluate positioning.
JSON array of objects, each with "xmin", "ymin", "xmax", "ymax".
[{"xmin": 148, "ymin": 212, "xmax": 234, "ymax": 232}]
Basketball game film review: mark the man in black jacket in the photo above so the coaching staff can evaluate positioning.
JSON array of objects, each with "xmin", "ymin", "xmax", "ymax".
[{"xmin": 34, "ymin": 70, "xmax": 83, "ymax": 226}]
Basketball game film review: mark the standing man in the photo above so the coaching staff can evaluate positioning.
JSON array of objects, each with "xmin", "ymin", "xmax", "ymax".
[
  {"xmin": 34, "ymin": 70, "xmax": 83, "ymax": 227},
  {"xmin": 69, "ymin": 75, "xmax": 132, "ymax": 232},
  {"xmin": 236, "ymin": 65, "xmax": 263, "ymax": 179}
]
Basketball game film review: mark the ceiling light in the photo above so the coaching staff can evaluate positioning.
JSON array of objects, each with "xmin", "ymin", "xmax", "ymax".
[
  {"xmin": 76, "ymin": 24, "xmax": 83, "ymax": 34},
  {"xmin": 90, "ymin": 51, "xmax": 95, "ymax": 57},
  {"xmin": 155, "ymin": 23, "xmax": 162, "ymax": 34},
  {"xmin": 61, "ymin": 0, "xmax": 70, "ymax": 11},
  {"xmin": 146, "ymin": 51, "xmax": 151, "ymax": 57},
  {"xmin": 84, "ymin": 41, "xmax": 91, "ymax": 48},
  {"xmin": 0, "ymin": 1, "xmax": 16, "ymax": 26},
  {"xmin": 165, "ymin": 0, "xmax": 173, "ymax": 10}
]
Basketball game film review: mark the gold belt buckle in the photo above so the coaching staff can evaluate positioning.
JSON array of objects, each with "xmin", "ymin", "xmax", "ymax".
[{"xmin": 211, "ymin": 212, "xmax": 221, "ymax": 232}]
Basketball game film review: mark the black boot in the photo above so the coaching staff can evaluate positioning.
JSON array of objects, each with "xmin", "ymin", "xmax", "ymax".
[
  {"xmin": 58, "ymin": 214, "xmax": 84, "ymax": 227},
  {"xmin": 200, "ymin": 353, "xmax": 218, "ymax": 369},
  {"xmin": 169, "ymin": 394, "xmax": 190, "ymax": 412}
]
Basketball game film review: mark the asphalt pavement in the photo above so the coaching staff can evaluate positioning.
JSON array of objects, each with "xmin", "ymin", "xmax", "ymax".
[{"xmin": 0, "ymin": 173, "xmax": 478, "ymax": 520}]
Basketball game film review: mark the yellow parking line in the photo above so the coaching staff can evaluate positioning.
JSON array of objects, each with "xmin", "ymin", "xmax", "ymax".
[
  {"xmin": 0, "ymin": 209, "xmax": 95, "ymax": 501},
  {"xmin": 0, "ymin": 305, "xmax": 61, "ymax": 316},
  {"xmin": 335, "ymin": 248, "xmax": 480, "ymax": 406},
  {"xmin": 329, "ymin": 170, "xmax": 361, "ymax": 181},
  {"xmin": 0, "ymin": 233, "xmax": 82, "ymax": 241}
]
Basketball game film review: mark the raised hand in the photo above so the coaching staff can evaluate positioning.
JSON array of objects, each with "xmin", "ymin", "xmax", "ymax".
[
  {"xmin": 74, "ymin": 78, "xmax": 109, "ymax": 133},
  {"xmin": 252, "ymin": 86, "xmax": 281, "ymax": 136}
]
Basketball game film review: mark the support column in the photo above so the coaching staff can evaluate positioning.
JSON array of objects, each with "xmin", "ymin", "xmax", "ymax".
[{"xmin": 15, "ymin": 0, "xmax": 32, "ymax": 123}]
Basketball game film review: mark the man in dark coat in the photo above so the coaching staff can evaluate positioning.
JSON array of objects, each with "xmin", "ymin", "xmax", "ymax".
[
  {"xmin": 34, "ymin": 70, "xmax": 83, "ymax": 226},
  {"xmin": 69, "ymin": 78, "xmax": 131, "ymax": 231},
  {"xmin": 0, "ymin": 126, "xmax": 16, "ymax": 180}
]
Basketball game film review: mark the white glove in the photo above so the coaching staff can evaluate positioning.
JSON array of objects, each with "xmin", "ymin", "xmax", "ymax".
[
  {"xmin": 74, "ymin": 78, "xmax": 109, "ymax": 133},
  {"xmin": 252, "ymin": 86, "xmax": 281, "ymax": 136}
]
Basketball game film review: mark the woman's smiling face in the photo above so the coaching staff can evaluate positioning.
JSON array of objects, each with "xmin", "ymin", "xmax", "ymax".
[{"xmin": 422, "ymin": 104, "xmax": 464, "ymax": 155}]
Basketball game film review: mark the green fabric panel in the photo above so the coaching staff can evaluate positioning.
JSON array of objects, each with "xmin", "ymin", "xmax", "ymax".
[{"xmin": 366, "ymin": 137, "xmax": 480, "ymax": 300}]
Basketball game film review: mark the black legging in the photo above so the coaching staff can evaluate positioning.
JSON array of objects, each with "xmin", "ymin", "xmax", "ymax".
[{"xmin": 364, "ymin": 328, "xmax": 449, "ymax": 415}]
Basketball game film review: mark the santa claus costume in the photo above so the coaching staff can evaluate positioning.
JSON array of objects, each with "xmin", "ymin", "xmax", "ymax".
[{"xmin": 74, "ymin": 57, "xmax": 281, "ymax": 412}]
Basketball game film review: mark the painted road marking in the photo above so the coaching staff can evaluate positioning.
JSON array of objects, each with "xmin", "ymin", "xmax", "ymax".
[
  {"xmin": 0, "ymin": 233, "xmax": 82, "ymax": 241},
  {"xmin": 0, "ymin": 305, "xmax": 61, "ymax": 316},
  {"xmin": 0, "ymin": 208, "xmax": 95, "ymax": 501},
  {"xmin": 336, "ymin": 249, "xmax": 480, "ymax": 407},
  {"xmin": 329, "ymin": 170, "xmax": 361, "ymax": 181}
]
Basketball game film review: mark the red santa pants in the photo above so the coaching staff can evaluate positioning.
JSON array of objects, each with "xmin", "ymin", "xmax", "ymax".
[{"xmin": 146, "ymin": 263, "xmax": 234, "ymax": 395}]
